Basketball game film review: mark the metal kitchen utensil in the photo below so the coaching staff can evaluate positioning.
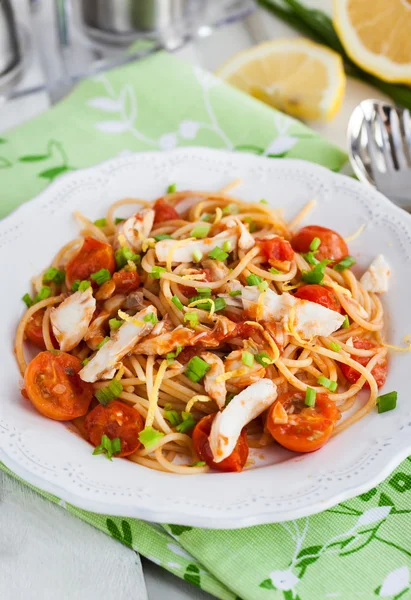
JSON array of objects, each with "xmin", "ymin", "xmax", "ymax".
[
  {"xmin": 348, "ymin": 99, "xmax": 411, "ymax": 210},
  {"xmin": 0, "ymin": 0, "xmax": 21, "ymax": 76},
  {"xmin": 78, "ymin": 0, "xmax": 191, "ymax": 44}
]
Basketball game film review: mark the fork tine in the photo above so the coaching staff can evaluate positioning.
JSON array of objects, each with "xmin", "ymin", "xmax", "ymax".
[
  {"xmin": 361, "ymin": 103, "xmax": 387, "ymax": 179},
  {"xmin": 389, "ymin": 108, "xmax": 408, "ymax": 169},
  {"xmin": 401, "ymin": 109, "xmax": 411, "ymax": 166},
  {"xmin": 374, "ymin": 105, "xmax": 395, "ymax": 171}
]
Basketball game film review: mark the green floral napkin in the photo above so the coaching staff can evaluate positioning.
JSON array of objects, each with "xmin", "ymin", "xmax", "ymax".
[{"xmin": 2, "ymin": 52, "xmax": 411, "ymax": 600}]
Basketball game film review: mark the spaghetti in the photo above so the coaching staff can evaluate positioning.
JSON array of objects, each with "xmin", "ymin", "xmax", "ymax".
[{"xmin": 16, "ymin": 185, "xmax": 395, "ymax": 474}]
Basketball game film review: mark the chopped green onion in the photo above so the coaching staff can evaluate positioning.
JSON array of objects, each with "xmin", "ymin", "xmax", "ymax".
[
  {"xmin": 115, "ymin": 217, "xmax": 125, "ymax": 225},
  {"xmin": 82, "ymin": 358, "xmax": 90, "ymax": 366},
  {"xmin": 92, "ymin": 434, "xmax": 121, "ymax": 460},
  {"xmin": 269, "ymin": 267, "xmax": 281, "ymax": 275},
  {"xmin": 95, "ymin": 379, "xmax": 123, "ymax": 406},
  {"xmin": 115, "ymin": 246, "xmax": 140, "ymax": 269},
  {"xmin": 166, "ymin": 346, "xmax": 183, "ymax": 364},
  {"xmin": 165, "ymin": 410, "xmax": 182, "ymax": 427},
  {"xmin": 244, "ymin": 217, "xmax": 257, "ymax": 233},
  {"xmin": 255, "ymin": 351, "xmax": 273, "ymax": 366},
  {"xmin": 258, "ymin": 280, "xmax": 268, "ymax": 292},
  {"xmin": 305, "ymin": 387, "xmax": 316, "ymax": 407},
  {"xmin": 144, "ymin": 312, "xmax": 159, "ymax": 324},
  {"xmin": 171, "ymin": 295, "xmax": 184, "ymax": 311},
  {"xmin": 222, "ymin": 203, "xmax": 240, "ymax": 215},
  {"xmin": 191, "ymin": 461, "xmax": 206, "ymax": 467},
  {"xmin": 185, "ymin": 356, "xmax": 210, "ymax": 383},
  {"xmin": 333, "ymin": 256, "xmax": 356, "ymax": 272},
  {"xmin": 222, "ymin": 240, "xmax": 232, "ymax": 253},
  {"xmin": 96, "ymin": 336, "xmax": 110, "ymax": 350},
  {"xmin": 213, "ymin": 297, "xmax": 227, "ymax": 312},
  {"xmin": 317, "ymin": 376, "xmax": 338, "ymax": 392},
  {"xmin": 196, "ymin": 287, "xmax": 211, "ymax": 296},
  {"xmin": 154, "ymin": 233, "xmax": 173, "ymax": 241},
  {"xmin": 34, "ymin": 286, "xmax": 51, "ymax": 303},
  {"xmin": 200, "ymin": 213, "xmax": 213, "ymax": 222},
  {"xmin": 109, "ymin": 318, "xmax": 123, "ymax": 331},
  {"xmin": 342, "ymin": 315, "xmax": 350, "ymax": 329},
  {"xmin": 22, "ymin": 293, "xmax": 33, "ymax": 308},
  {"xmin": 377, "ymin": 391, "xmax": 397, "ymax": 414},
  {"xmin": 71, "ymin": 280, "xmax": 80, "ymax": 292},
  {"xmin": 176, "ymin": 411, "xmax": 196, "ymax": 434},
  {"xmin": 43, "ymin": 267, "xmax": 65, "ymax": 284},
  {"xmin": 167, "ymin": 183, "xmax": 177, "ymax": 194},
  {"xmin": 260, "ymin": 198, "xmax": 268, "ymax": 205},
  {"xmin": 330, "ymin": 341, "xmax": 341, "ymax": 352},
  {"xmin": 225, "ymin": 392, "xmax": 235, "ymax": 406},
  {"xmin": 190, "ymin": 224, "xmax": 210, "ymax": 239},
  {"xmin": 229, "ymin": 290, "xmax": 242, "ymax": 297},
  {"xmin": 91, "ymin": 268, "xmax": 111, "ymax": 286},
  {"xmin": 149, "ymin": 266, "xmax": 166, "ymax": 279},
  {"xmin": 138, "ymin": 426, "xmax": 164, "ymax": 449},
  {"xmin": 301, "ymin": 251, "xmax": 320, "ymax": 266},
  {"xmin": 301, "ymin": 259, "xmax": 332, "ymax": 285},
  {"xmin": 184, "ymin": 312, "xmax": 199, "ymax": 327},
  {"xmin": 192, "ymin": 249, "xmax": 203, "ymax": 262},
  {"xmin": 94, "ymin": 218, "xmax": 107, "ymax": 227},
  {"xmin": 242, "ymin": 351, "xmax": 254, "ymax": 367},
  {"xmin": 309, "ymin": 237, "xmax": 321, "ymax": 252},
  {"xmin": 78, "ymin": 280, "xmax": 91, "ymax": 292},
  {"xmin": 208, "ymin": 246, "xmax": 229, "ymax": 261},
  {"xmin": 246, "ymin": 274, "xmax": 263, "ymax": 286}
]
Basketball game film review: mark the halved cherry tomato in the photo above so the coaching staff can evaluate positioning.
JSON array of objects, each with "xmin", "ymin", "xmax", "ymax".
[
  {"xmin": 178, "ymin": 268, "xmax": 212, "ymax": 298},
  {"xmin": 192, "ymin": 413, "xmax": 249, "ymax": 472},
  {"xmin": 84, "ymin": 400, "xmax": 144, "ymax": 457},
  {"xmin": 153, "ymin": 198, "xmax": 179, "ymax": 223},
  {"xmin": 113, "ymin": 270, "xmax": 140, "ymax": 293},
  {"xmin": 267, "ymin": 391, "xmax": 340, "ymax": 453},
  {"xmin": 340, "ymin": 338, "xmax": 387, "ymax": 388},
  {"xmin": 25, "ymin": 309, "xmax": 47, "ymax": 349},
  {"xmin": 294, "ymin": 284, "xmax": 342, "ymax": 313},
  {"xmin": 66, "ymin": 236, "xmax": 115, "ymax": 289},
  {"xmin": 292, "ymin": 225, "xmax": 348, "ymax": 263},
  {"xmin": 258, "ymin": 237, "xmax": 294, "ymax": 269},
  {"xmin": 24, "ymin": 351, "xmax": 93, "ymax": 420}
]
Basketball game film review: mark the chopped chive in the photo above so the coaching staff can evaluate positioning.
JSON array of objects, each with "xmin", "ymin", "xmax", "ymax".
[
  {"xmin": 138, "ymin": 426, "xmax": 164, "ymax": 449},
  {"xmin": 333, "ymin": 256, "xmax": 356, "ymax": 272},
  {"xmin": 301, "ymin": 251, "xmax": 320, "ymax": 266},
  {"xmin": 43, "ymin": 267, "xmax": 65, "ymax": 284},
  {"xmin": 185, "ymin": 356, "xmax": 210, "ymax": 383},
  {"xmin": 94, "ymin": 218, "xmax": 107, "ymax": 227},
  {"xmin": 200, "ymin": 213, "xmax": 213, "ymax": 222},
  {"xmin": 191, "ymin": 461, "xmax": 206, "ymax": 467},
  {"xmin": 176, "ymin": 411, "xmax": 196, "ymax": 434},
  {"xmin": 92, "ymin": 434, "xmax": 122, "ymax": 460},
  {"xmin": 222, "ymin": 203, "xmax": 240, "ymax": 215},
  {"xmin": 222, "ymin": 240, "xmax": 232, "ymax": 253},
  {"xmin": 242, "ymin": 351, "xmax": 254, "ymax": 367},
  {"xmin": 255, "ymin": 351, "xmax": 273, "ymax": 366},
  {"xmin": 260, "ymin": 198, "xmax": 268, "ymax": 205},
  {"xmin": 91, "ymin": 268, "xmax": 111, "ymax": 286},
  {"xmin": 192, "ymin": 249, "xmax": 203, "ymax": 262},
  {"xmin": 377, "ymin": 391, "xmax": 397, "ymax": 414},
  {"xmin": 164, "ymin": 410, "xmax": 182, "ymax": 427},
  {"xmin": 115, "ymin": 246, "xmax": 140, "ymax": 269},
  {"xmin": 269, "ymin": 267, "xmax": 281, "ymax": 275},
  {"xmin": 305, "ymin": 387, "xmax": 316, "ymax": 407},
  {"xmin": 149, "ymin": 266, "xmax": 166, "ymax": 279},
  {"xmin": 96, "ymin": 336, "xmax": 110, "ymax": 350},
  {"xmin": 184, "ymin": 312, "xmax": 199, "ymax": 327},
  {"xmin": 22, "ymin": 293, "xmax": 33, "ymax": 308},
  {"xmin": 81, "ymin": 358, "xmax": 90, "ymax": 366},
  {"xmin": 196, "ymin": 287, "xmax": 211, "ymax": 296},
  {"xmin": 208, "ymin": 246, "xmax": 229, "ymax": 261},
  {"xmin": 171, "ymin": 295, "xmax": 184, "ymax": 311},
  {"xmin": 244, "ymin": 217, "xmax": 257, "ymax": 233},
  {"xmin": 301, "ymin": 259, "xmax": 332, "ymax": 285},
  {"xmin": 190, "ymin": 224, "xmax": 210, "ymax": 239},
  {"xmin": 154, "ymin": 233, "xmax": 173, "ymax": 241},
  {"xmin": 213, "ymin": 297, "xmax": 226, "ymax": 312},
  {"xmin": 143, "ymin": 312, "xmax": 158, "ymax": 324},
  {"xmin": 309, "ymin": 237, "xmax": 321, "ymax": 252},
  {"xmin": 167, "ymin": 183, "xmax": 177, "ymax": 194},
  {"xmin": 342, "ymin": 315, "xmax": 350, "ymax": 329},
  {"xmin": 95, "ymin": 379, "xmax": 123, "ymax": 406},
  {"xmin": 317, "ymin": 376, "xmax": 338, "ymax": 392},
  {"xmin": 109, "ymin": 318, "xmax": 123, "ymax": 330},
  {"xmin": 246, "ymin": 274, "xmax": 263, "ymax": 286},
  {"xmin": 166, "ymin": 346, "xmax": 182, "ymax": 364},
  {"xmin": 78, "ymin": 280, "xmax": 91, "ymax": 292},
  {"xmin": 34, "ymin": 286, "xmax": 51, "ymax": 303},
  {"xmin": 330, "ymin": 341, "xmax": 341, "ymax": 352},
  {"xmin": 229, "ymin": 290, "xmax": 242, "ymax": 297},
  {"xmin": 258, "ymin": 280, "xmax": 268, "ymax": 292},
  {"xmin": 115, "ymin": 217, "xmax": 125, "ymax": 225}
]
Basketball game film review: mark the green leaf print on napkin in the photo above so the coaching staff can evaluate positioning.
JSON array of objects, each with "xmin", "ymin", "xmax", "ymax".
[
  {"xmin": 106, "ymin": 518, "xmax": 133, "ymax": 547},
  {"xmin": 17, "ymin": 139, "xmax": 75, "ymax": 182}
]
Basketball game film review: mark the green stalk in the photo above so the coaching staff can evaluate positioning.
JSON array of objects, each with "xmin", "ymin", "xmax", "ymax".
[{"xmin": 257, "ymin": 0, "xmax": 411, "ymax": 111}]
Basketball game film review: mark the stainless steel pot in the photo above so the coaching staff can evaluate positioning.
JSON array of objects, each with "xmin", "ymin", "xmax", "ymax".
[
  {"xmin": 0, "ymin": 0, "xmax": 20, "ymax": 76},
  {"xmin": 79, "ymin": 0, "xmax": 190, "ymax": 41}
]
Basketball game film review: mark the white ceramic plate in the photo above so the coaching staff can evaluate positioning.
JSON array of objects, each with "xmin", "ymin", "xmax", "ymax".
[{"xmin": 1, "ymin": 148, "xmax": 411, "ymax": 529}]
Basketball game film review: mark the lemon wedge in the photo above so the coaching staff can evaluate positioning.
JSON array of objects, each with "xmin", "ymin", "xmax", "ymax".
[
  {"xmin": 334, "ymin": 0, "xmax": 411, "ymax": 83},
  {"xmin": 216, "ymin": 38, "xmax": 345, "ymax": 121}
]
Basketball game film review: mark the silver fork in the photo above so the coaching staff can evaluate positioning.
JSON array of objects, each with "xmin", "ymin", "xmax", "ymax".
[{"xmin": 348, "ymin": 99, "xmax": 411, "ymax": 210}]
